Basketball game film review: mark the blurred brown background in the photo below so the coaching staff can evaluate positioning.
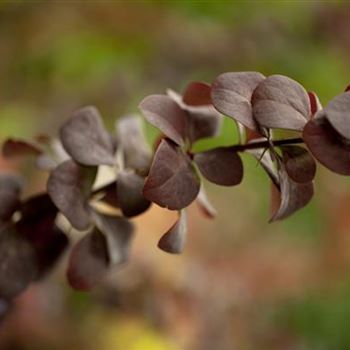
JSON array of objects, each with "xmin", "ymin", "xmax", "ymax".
[{"xmin": 1, "ymin": 1, "xmax": 350, "ymax": 349}]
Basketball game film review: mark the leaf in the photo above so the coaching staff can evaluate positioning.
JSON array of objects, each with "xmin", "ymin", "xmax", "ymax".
[
  {"xmin": 187, "ymin": 110, "xmax": 222, "ymax": 144},
  {"xmin": 116, "ymin": 115, "xmax": 152, "ymax": 174},
  {"xmin": 67, "ymin": 230, "xmax": 109, "ymax": 291},
  {"xmin": 182, "ymin": 81, "xmax": 212, "ymax": 106},
  {"xmin": 117, "ymin": 170, "xmax": 151, "ymax": 217},
  {"xmin": 16, "ymin": 194, "xmax": 68, "ymax": 279},
  {"xmin": 167, "ymin": 88, "xmax": 222, "ymax": 144},
  {"xmin": 270, "ymin": 164, "xmax": 314, "ymax": 222},
  {"xmin": 0, "ymin": 226, "xmax": 38, "ymax": 299},
  {"xmin": 196, "ymin": 185, "xmax": 217, "ymax": 218},
  {"xmin": 193, "ymin": 147, "xmax": 243, "ymax": 186},
  {"xmin": 345, "ymin": 85, "xmax": 350, "ymax": 93},
  {"xmin": 158, "ymin": 210, "xmax": 187, "ymax": 254},
  {"xmin": 2, "ymin": 138, "xmax": 42, "ymax": 158},
  {"xmin": 252, "ymin": 75, "xmax": 311, "ymax": 131},
  {"xmin": 211, "ymin": 71, "xmax": 265, "ymax": 130},
  {"xmin": 139, "ymin": 94, "xmax": 188, "ymax": 146},
  {"xmin": 308, "ymin": 91, "xmax": 322, "ymax": 117},
  {"xmin": 323, "ymin": 92, "xmax": 350, "ymax": 139},
  {"xmin": 47, "ymin": 160, "xmax": 97, "ymax": 230},
  {"xmin": 92, "ymin": 212, "xmax": 134, "ymax": 265},
  {"xmin": 143, "ymin": 139, "xmax": 200, "ymax": 210},
  {"xmin": 303, "ymin": 115, "xmax": 350, "ymax": 175},
  {"xmin": 280, "ymin": 145, "xmax": 316, "ymax": 183},
  {"xmin": 0, "ymin": 174, "xmax": 23, "ymax": 221},
  {"xmin": 60, "ymin": 106, "xmax": 115, "ymax": 166}
]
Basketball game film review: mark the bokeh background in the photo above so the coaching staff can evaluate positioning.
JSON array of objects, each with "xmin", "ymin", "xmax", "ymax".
[{"xmin": 1, "ymin": 1, "xmax": 350, "ymax": 349}]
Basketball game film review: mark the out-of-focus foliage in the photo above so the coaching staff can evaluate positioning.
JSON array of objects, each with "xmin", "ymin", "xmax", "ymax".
[{"xmin": 1, "ymin": 1, "xmax": 350, "ymax": 349}]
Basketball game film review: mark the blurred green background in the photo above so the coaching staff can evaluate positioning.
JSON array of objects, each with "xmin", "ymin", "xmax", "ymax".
[{"xmin": 1, "ymin": 1, "xmax": 350, "ymax": 350}]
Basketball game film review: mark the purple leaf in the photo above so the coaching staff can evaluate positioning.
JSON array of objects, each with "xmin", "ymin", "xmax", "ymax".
[
  {"xmin": 323, "ymin": 91, "xmax": 350, "ymax": 140},
  {"xmin": 47, "ymin": 160, "xmax": 97, "ymax": 230},
  {"xmin": 0, "ymin": 226, "xmax": 38, "ymax": 299},
  {"xmin": 182, "ymin": 81, "xmax": 212, "ymax": 106},
  {"xmin": 143, "ymin": 139, "xmax": 200, "ymax": 210},
  {"xmin": 252, "ymin": 75, "xmax": 311, "ymax": 131},
  {"xmin": 194, "ymin": 147, "xmax": 243, "ymax": 186},
  {"xmin": 211, "ymin": 71, "xmax": 265, "ymax": 130},
  {"xmin": 2, "ymin": 138, "xmax": 42, "ymax": 158},
  {"xmin": 139, "ymin": 95, "xmax": 188, "ymax": 146},
  {"xmin": 280, "ymin": 145, "xmax": 316, "ymax": 183},
  {"xmin": 158, "ymin": 210, "xmax": 187, "ymax": 254},
  {"xmin": 196, "ymin": 185, "xmax": 217, "ymax": 219},
  {"xmin": 117, "ymin": 170, "xmax": 151, "ymax": 217},
  {"xmin": 60, "ymin": 106, "xmax": 115, "ymax": 166},
  {"xmin": 92, "ymin": 212, "xmax": 134, "ymax": 265},
  {"xmin": 67, "ymin": 230, "xmax": 109, "ymax": 291},
  {"xmin": 270, "ymin": 164, "xmax": 314, "ymax": 222},
  {"xmin": 187, "ymin": 109, "xmax": 222, "ymax": 144},
  {"xmin": 16, "ymin": 194, "xmax": 68, "ymax": 279},
  {"xmin": 303, "ymin": 115, "xmax": 350, "ymax": 175},
  {"xmin": 116, "ymin": 116, "xmax": 152, "ymax": 174}
]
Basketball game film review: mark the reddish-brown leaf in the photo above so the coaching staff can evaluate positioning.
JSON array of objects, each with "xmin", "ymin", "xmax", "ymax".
[
  {"xmin": 158, "ymin": 210, "xmax": 187, "ymax": 254},
  {"xmin": 194, "ymin": 147, "xmax": 243, "ymax": 186},
  {"xmin": 143, "ymin": 139, "xmax": 200, "ymax": 210},
  {"xmin": 211, "ymin": 71, "xmax": 265, "ymax": 130},
  {"xmin": 252, "ymin": 75, "xmax": 310, "ymax": 131},
  {"xmin": 182, "ymin": 81, "xmax": 212, "ymax": 106}
]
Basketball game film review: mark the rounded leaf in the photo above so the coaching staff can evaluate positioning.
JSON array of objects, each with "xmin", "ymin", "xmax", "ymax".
[
  {"xmin": 303, "ymin": 115, "xmax": 350, "ymax": 175},
  {"xmin": 67, "ymin": 230, "xmax": 109, "ymax": 291},
  {"xmin": 47, "ymin": 160, "xmax": 96, "ymax": 230},
  {"xmin": 143, "ymin": 139, "xmax": 200, "ymax": 210},
  {"xmin": 252, "ymin": 75, "xmax": 310, "ymax": 131},
  {"xmin": 211, "ymin": 71, "xmax": 265, "ymax": 130},
  {"xmin": 60, "ymin": 106, "xmax": 115, "ymax": 166},
  {"xmin": 139, "ymin": 95, "xmax": 188, "ymax": 146},
  {"xmin": 324, "ymin": 91, "xmax": 350, "ymax": 139},
  {"xmin": 117, "ymin": 170, "xmax": 151, "ymax": 217},
  {"xmin": 182, "ymin": 81, "xmax": 212, "ymax": 106},
  {"xmin": 280, "ymin": 145, "xmax": 316, "ymax": 183},
  {"xmin": 194, "ymin": 147, "xmax": 243, "ymax": 186}
]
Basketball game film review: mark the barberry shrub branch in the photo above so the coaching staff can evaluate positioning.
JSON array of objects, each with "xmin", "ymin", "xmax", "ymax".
[{"xmin": 0, "ymin": 71, "xmax": 349, "ymax": 308}]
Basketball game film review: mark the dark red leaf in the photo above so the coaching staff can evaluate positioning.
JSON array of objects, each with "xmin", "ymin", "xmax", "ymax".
[
  {"xmin": 211, "ymin": 71, "xmax": 265, "ymax": 130},
  {"xmin": 280, "ymin": 145, "xmax": 316, "ymax": 183},
  {"xmin": 194, "ymin": 147, "xmax": 243, "ymax": 186},
  {"xmin": 252, "ymin": 75, "xmax": 310, "ymax": 131},
  {"xmin": 139, "ymin": 95, "xmax": 188, "ymax": 146},
  {"xmin": 47, "ymin": 160, "xmax": 97, "ymax": 230},
  {"xmin": 345, "ymin": 85, "xmax": 350, "ymax": 92},
  {"xmin": 303, "ymin": 115, "xmax": 350, "ymax": 175},
  {"xmin": 67, "ymin": 230, "xmax": 109, "ymax": 291},
  {"xmin": 182, "ymin": 81, "xmax": 212, "ymax": 106},
  {"xmin": 167, "ymin": 88, "xmax": 222, "ymax": 144},
  {"xmin": 117, "ymin": 170, "xmax": 151, "ymax": 217},
  {"xmin": 116, "ymin": 116, "xmax": 151, "ymax": 174},
  {"xmin": 60, "ymin": 106, "xmax": 115, "ymax": 166},
  {"xmin": 16, "ymin": 194, "xmax": 68, "ymax": 279},
  {"xmin": 92, "ymin": 212, "xmax": 134, "ymax": 265},
  {"xmin": 323, "ymin": 91, "xmax": 350, "ymax": 139},
  {"xmin": 270, "ymin": 164, "xmax": 314, "ymax": 222},
  {"xmin": 0, "ymin": 226, "xmax": 37, "ymax": 299},
  {"xmin": 143, "ymin": 139, "xmax": 200, "ymax": 210},
  {"xmin": 2, "ymin": 138, "xmax": 42, "ymax": 158},
  {"xmin": 308, "ymin": 91, "xmax": 322, "ymax": 117},
  {"xmin": 158, "ymin": 210, "xmax": 187, "ymax": 254}
]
